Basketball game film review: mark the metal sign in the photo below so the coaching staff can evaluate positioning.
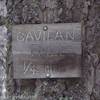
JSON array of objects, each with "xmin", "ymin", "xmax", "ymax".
[{"xmin": 12, "ymin": 23, "xmax": 81, "ymax": 79}]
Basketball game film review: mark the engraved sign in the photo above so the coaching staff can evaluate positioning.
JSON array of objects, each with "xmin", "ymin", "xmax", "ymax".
[{"xmin": 12, "ymin": 23, "xmax": 81, "ymax": 79}]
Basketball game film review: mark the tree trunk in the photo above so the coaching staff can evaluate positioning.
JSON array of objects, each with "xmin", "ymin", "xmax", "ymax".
[{"xmin": 0, "ymin": 0, "xmax": 99, "ymax": 100}]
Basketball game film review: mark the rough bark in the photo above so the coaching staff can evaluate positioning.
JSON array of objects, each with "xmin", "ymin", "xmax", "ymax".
[
  {"xmin": 0, "ymin": 0, "xmax": 8, "ymax": 99},
  {"xmin": 1, "ymin": 0, "xmax": 99, "ymax": 100},
  {"xmin": 82, "ymin": 1, "xmax": 100, "ymax": 99}
]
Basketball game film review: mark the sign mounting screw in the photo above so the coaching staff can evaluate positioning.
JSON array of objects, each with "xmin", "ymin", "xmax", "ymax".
[
  {"xmin": 46, "ymin": 73, "xmax": 51, "ymax": 78},
  {"xmin": 43, "ymin": 26, "xmax": 48, "ymax": 31}
]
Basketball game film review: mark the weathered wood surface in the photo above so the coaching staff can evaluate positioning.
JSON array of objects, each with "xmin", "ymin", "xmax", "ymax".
[{"xmin": 12, "ymin": 23, "xmax": 81, "ymax": 79}]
